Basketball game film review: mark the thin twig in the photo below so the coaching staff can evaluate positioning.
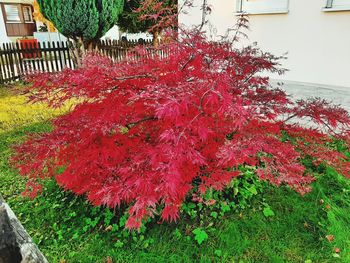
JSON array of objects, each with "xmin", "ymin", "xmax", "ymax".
[
  {"xmin": 199, "ymin": 0, "xmax": 208, "ymax": 31},
  {"xmin": 113, "ymin": 74, "xmax": 154, "ymax": 81},
  {"xmin": 109, "ymin": 74, "xmax": 155, "ymax": 91},
  {"xmin": 126, "ymin": 116, "xmax": 158, "ymax": 129}
]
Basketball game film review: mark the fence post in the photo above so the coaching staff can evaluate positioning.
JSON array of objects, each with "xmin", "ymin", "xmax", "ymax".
[{"xmin": 0, "ymin": 39, "xmax": 161, "ymax": 84}]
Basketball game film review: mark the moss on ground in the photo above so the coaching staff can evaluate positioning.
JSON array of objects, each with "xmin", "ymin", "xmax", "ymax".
[{"xmin": 0, "ymin": 86, "xmax": 72, "ymax": 134}]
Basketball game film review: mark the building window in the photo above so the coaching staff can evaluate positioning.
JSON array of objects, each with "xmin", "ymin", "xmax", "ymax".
[
  {"xmin": 236, "ymin": 0, "xmax": 289, "ymax": 14},
  {"xmin": 4, "ymin": 4, "xmax": 20, "ymax": 22},
  {"xmin": 324, "ymin": 0, "xmax": 350, "ymax": 11},
  {"xmin": 22, "ymin": 6, "xmax": 33, "ymax": 22}
]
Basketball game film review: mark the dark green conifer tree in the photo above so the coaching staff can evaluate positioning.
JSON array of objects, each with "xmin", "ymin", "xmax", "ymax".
[
  {"xmin": 37, "ymin": 0, "xmax": 124, "ymax": 66},
  {"xmin": 117, "ymin": 0, "xmax": 177, "ymax": 46}
]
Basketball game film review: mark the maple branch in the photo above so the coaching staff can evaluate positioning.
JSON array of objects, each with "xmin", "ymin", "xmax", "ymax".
[
  {"xmin": 125, "ymin": 116, "xmax": 158, "ymax": 129},
  {"xmin": 109, "ymin": 74, "xmax": 156, "ymax": 92},
  {"xmin": 320, "ymin": 119, "xmax": 339, "ymax": 135},
  {"xmin": 199, "ymin": 88, "xmax": 223, "ymax": 113},
  {"xmin": 283, "ymin": 112, "xmax": 340, "ymax": 136},
  {"xmin": 180, "ymin": 0, "xmax": 209, "ymax": 72},
  {"xmin": 113, "ymin": 74, "xmax": 154, "ymax": 81},
  {"xmin": 199, "ymin": 0, "xmax": 208, "ymax": 31},
  {"xmin": 180, "ymin": 53, "xmax": 196, "ymax": 71},
  {"xmin": 283, "ymin": 113, "xmax": 299, "ymax": 123},
  {"xmin": 176, "ymin": 112, "xmax": 203, "ymax": 146},
  {"xmin": 230, "ymin": 14, "xmax": 249, "ymax": 45}
]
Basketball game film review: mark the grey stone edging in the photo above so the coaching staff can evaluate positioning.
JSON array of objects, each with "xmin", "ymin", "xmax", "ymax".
[{"xmin": 0, "ymin": 194, "xmax": 48, "ymax": 263}]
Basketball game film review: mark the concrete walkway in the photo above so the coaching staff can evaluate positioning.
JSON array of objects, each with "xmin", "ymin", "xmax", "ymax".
[{"xmin": 271, "ymin": 80, "xmax": 350, "ymax": 112}]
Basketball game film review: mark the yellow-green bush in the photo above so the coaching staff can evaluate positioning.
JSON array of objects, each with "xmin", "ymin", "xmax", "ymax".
[{"xmin": 0, "ymin": 92, "xmax": 71, "ymax": 133}]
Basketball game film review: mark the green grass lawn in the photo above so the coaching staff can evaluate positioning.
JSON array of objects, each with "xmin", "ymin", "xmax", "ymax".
[
  {"xmin": 1, "ymin": 121, "xmax": 350, "ymax": 263},
  {"xmin": 1, "ymin": 85, "xmax": 350, "ymax": 263}
]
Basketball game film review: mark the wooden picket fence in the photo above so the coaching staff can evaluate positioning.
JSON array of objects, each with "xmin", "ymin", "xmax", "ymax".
[{"xmin": 0, "ymin": 39, "xmax": 153, "ymax": 84}]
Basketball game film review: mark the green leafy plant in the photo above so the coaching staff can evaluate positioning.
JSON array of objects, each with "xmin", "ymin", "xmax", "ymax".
[
  {"xmin": 192, "ymin": 228, "xmax": 208, "ymax": 245},
  {"xmin": 263, "ymin": 206, "xmax": 275, "ymax": 218},
  {"xmin": 214, "ymin": 249, "xmax": 223, "ymax": 257},
  {"xmin": 2, "ymin": 96, "xmax": 350, "ymax": 262}
]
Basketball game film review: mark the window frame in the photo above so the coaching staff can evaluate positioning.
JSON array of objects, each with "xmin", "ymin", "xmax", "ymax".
[
  {"xmin": 236, "ymin": 0, "xmax": 289, "ymax": 15},
  {"xmin": 22, "ymin": 5, "xmax": 33, "ymax": 23},
  {"xmin": 323, "ymin": 0, "xmax": 350, "ymax": 11},
  {"xmin": 3, "ymin": 4, "xmax": 21, "ymax": 23}
]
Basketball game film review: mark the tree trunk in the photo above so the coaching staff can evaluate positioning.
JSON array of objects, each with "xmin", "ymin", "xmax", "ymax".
[
  {"xmin": 86, "ymin": 39, "xmax": 99, "ymax": 52},
  {"xmin": 69, "ymin": 38, "xmax": 99, "ymax": 68},
  {"xmin": 69, "ymin": 37, "xmax": 85, "ymax": 68},
  {"xmin": 87, "ymin": 42, "xmax": 94, "ymax": 51},
  {"xmin": 152, "ymin": 30, "xmax": 161, "ymax": 48}
]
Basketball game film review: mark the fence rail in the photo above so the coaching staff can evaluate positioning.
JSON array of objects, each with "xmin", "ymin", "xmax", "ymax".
[{"xmin": 0, "ymin": 39, "xmax": 153, "ymax": 84}]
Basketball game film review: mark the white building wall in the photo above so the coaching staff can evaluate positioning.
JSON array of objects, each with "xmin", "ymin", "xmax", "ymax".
[
  {"xmin": 34, "ymin": 32, "xmax": 67, "ymax": 43},
  {"xmin": 102, "ymin": 25, "xmax": 153, "ymax": 42},
  {"xmin": 0, "ymin": 0, "xmax": 33, "ymax": 3},
  {"xmin": 179, "ymin": 0, "xmax": 350, "ymax": 88},
  {"xmin": 32, "ymin": 24, "xmax": 152, "ymax": 43},
  {"xmin": 0, "ymin": 0, "xmax": 35, "ymax": 43},
  {"xmin": 0, "ymin": 8, "xmax": 11, "ymax": 43}
]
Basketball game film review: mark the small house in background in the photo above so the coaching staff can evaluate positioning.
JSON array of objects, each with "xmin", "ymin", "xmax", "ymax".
[{"xmin": 0, "ymin": 0, "xmax": 36, "ymax": 43}]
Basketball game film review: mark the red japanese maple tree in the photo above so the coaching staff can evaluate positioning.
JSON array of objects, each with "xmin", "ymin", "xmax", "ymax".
[{"xmin": 12, "ymin": 27, "xmax": 350, "ymax": 229}]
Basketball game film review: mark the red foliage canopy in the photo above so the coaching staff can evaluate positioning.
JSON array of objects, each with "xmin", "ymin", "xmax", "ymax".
[{"xmin": 12, "ymin": 32, "xmax": 350, "ymax": 229}]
